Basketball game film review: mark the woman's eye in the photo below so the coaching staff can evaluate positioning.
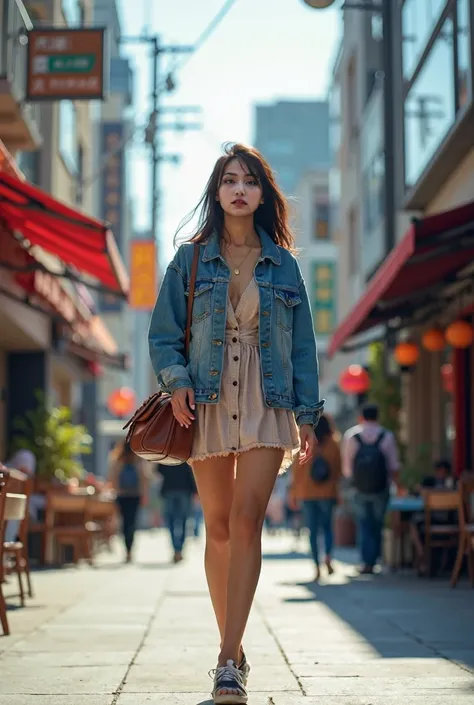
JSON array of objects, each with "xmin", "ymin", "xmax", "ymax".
[
  {"xmin": 246, "ymin": 180, "xmax": 258, "ymax": 186},
  {"xmin": 223, "ymin": 178, "xmax": 234, "ymax": 184}
]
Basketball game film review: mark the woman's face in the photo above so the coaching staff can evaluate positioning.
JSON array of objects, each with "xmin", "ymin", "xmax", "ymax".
[{"xmin": 217, "ymin": 158, "xmax": 263, "ymax": 218}]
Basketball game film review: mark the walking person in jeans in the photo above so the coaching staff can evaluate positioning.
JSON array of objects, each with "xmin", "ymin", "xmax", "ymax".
[
  {"xmin": 157, "ymin": 462, "xmax": 197, "ymax": 563},
  {"xmin": 342, "ymin": 404, "xmax": 400, "ymax": 574},
  {"xmin": 290, "ymin": 414, "xmax": 341, "ymax": 581},
  {"xmin": 108, "ymin": 441, "xmax": 149, "ymax": 563}
]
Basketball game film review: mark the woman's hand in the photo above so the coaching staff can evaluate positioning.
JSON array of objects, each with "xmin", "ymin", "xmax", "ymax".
[
  {"xmin": 171, "ymin": 387, "xmax": 195, "ymax": 428},
  {"xmin": 299, "ymin": 424, "xmax": 317, "ymax": 465}
]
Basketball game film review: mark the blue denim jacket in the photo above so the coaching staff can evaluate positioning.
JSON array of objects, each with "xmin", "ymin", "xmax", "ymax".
[{"xmin": 148, "ymin": 228, "xmax": 324, "ymax": 427}]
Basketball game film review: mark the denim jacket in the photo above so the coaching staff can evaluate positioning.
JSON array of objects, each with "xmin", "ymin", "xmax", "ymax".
[{"xmin": 148, "ymin": 228, "xmax": 324, "ymax": 427}]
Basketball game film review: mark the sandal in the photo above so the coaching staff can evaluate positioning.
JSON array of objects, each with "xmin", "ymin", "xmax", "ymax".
[{"xmin": 211, "ymin": 659, "xmax": 248, "ymax": 704}]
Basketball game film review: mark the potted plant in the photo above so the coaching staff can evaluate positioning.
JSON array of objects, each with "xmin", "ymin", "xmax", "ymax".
[{"xmin": 10, "ymin": 391, "xmax": 92, "ymax": 490}]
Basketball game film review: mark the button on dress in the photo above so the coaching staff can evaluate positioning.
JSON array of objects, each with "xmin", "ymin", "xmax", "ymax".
[{"xmin": 190, "ymin": 277, "xmax": 300, "ymax": 463}]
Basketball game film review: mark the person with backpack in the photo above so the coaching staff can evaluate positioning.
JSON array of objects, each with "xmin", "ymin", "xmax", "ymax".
[
  {"xmin": 108, "ymin": 441, "xmax": 149, "ymax": 563},
  {"xmin": 290, "ymin": 414, "xmax": 342, "ymax": 580},
  {"xmin": 342, "ymin": 404, "xmax": 400, "ymax": 574},
  {"xmin": 156, "ymin": 462, "xmax": 197, "ymax": 563}
]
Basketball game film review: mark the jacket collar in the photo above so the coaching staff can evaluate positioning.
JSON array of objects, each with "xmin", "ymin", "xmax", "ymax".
[{"xmin": 202, "ymin": 226, "xmax": 281, "ymax": 266}]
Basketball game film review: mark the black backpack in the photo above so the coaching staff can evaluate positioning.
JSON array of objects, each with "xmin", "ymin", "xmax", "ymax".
[
  {"xmin": 352, "ymin": 431, "xmax": 388, "ymax": 494},
  {"xmin": 310, "ymin": 455, "xmax": 331, "ymax": 484}
]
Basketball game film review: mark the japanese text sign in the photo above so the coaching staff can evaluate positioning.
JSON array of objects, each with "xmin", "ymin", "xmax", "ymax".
[
  {"xmin": 26, "ymin": 28, "xmax": 106, "ymax": 100},
  {"xmin": 311, "ymin": 261, "xmax": 336, "ymax": 336},
  {"xmin": 129, "ymin": 240, "xmax": 157, "ymax": 311}
]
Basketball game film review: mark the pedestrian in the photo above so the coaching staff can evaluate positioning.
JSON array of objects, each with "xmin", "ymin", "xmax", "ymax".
[
  {"xmin": 148, "ymin": 142, "xmax": 323, "ymax": 704},
  {"xmin": 342, "ymin": 403, "xmax": 400, "ymax": 575},
  {"xmin": 108, "ymin": 440, "xmax": 149, "ymax": 563},
  {"xmin": 156, "ymin": 462, "xmax": 196, "ymax": 563},
  {"xmin": 290, "ymin": 413, "xmax": 342, "ymax": 581}
]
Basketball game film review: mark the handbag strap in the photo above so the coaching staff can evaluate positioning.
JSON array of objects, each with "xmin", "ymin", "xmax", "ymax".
[{"xmin": 185, "ymin": 244, "xmax": 200, "ymax": 359}]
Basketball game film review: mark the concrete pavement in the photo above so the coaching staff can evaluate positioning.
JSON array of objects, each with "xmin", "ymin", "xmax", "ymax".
[{"xmin": 0, "ymin": 530, "xmax": 473, "ymax": 704}]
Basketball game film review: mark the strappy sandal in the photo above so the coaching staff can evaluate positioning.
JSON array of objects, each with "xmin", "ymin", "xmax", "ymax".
[{"xmin": 210, "ymin": 659, "xmax": 248, "ymax": 704}]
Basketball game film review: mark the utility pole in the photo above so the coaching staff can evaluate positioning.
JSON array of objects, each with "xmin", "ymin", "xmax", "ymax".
[{"xmin": 121, "ymin": 36, "xmax": 201, "ymax": 244}]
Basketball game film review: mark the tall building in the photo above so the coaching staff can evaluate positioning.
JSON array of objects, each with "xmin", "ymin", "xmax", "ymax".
[
  {"xmin": 328, "ymin": 2, "xmax": 474, "ymax": 472},
  {"xmin": 254, "ymin": 101, "xmax": 330, "ymax": 196}
]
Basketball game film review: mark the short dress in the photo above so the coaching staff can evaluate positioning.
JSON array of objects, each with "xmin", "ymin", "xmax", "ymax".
[{"xmin": 190, "ymin": 277, "xmax": 300, "ymax": 463}]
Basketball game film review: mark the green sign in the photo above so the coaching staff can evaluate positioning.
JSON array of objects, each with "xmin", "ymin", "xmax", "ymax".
[
  {"xmin": 48, "ymin": 54, "xmax": 96, "ymax": 73},
  {"xmin": 311, "ymin": 261, "xmax": 336, "ymax": 335}
]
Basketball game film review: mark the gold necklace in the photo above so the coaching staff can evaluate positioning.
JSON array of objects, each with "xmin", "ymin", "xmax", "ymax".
[{"xmin": 224, "ymin": 242, "xmax": 255, "ymax": 276}]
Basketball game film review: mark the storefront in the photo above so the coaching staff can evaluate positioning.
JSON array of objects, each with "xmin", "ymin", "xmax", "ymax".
[{"xmin": 0, "ymin": 140, "xmax": 129, "ymax": 460}]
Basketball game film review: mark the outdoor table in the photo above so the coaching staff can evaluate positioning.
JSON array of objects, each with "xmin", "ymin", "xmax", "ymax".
[
  {"xmin": 388, "ymin": 495, "xmax": 424, "ymax": 512},
  {"xmin": 387, "ymin": 495, "xmax": 424, "ymax": 570}
]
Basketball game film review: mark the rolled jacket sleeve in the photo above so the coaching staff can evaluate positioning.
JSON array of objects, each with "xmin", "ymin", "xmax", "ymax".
[
  {"xmin": 148, "ymin": 248, "xmax": 193, "ymax": 394},
  {"xmin": 291, "ymin": 266, "xmax": 325, "ymax": 428}
]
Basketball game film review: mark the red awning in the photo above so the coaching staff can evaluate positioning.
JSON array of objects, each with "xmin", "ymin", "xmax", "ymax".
[
  {"xmin": 0, "ymin": 171, "xmax": 129, "ymax": 297},
  {"xmin": 328, "ymin": 200, "xmax": 474, "ymax": 358}
]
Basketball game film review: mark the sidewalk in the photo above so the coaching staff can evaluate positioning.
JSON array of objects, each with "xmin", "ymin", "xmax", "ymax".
[{"xmin": 0, "ymin": 530, "xmax": 473, "ymax": 704}]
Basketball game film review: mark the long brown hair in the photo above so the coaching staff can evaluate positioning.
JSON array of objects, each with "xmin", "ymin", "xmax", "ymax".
[{"xmin": 175, "ymin": 142, "xmax": 295, "ymax": 251}]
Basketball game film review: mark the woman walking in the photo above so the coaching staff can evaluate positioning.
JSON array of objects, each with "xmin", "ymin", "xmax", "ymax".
[
  {"xmin": 290, "ymin": 414, "xmax": 341, "ymax": 581},
  {"xmin": 108, "ymin": 441, "xmax": 148, "ymax": 563},
  {"xmin": 149, "ymin": 143, "xmax": 323, "ymax": 704}
]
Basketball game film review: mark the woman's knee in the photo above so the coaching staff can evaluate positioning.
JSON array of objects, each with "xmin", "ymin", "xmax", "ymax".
[
  {"xmin": 205, "ymin": 514, "xmax": 230, "ymax": 546},
  {"xmin": 230, "ymin": 503, "xmax": 265, "ymax": 545}
]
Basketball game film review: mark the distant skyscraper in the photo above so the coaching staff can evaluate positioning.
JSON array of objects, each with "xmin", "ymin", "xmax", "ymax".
[{"xmin": 254, "ymin": 100, "xmax": 330, "ymax": 196}]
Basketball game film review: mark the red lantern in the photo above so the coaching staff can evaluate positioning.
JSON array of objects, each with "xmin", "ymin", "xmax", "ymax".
[
  {"xmin": 445, "ymin": 320, "xmax": 474, "ymax": 349},
  {"xmin": 107, "ymin": 387, "xmax": 137, "ymax": 418},
  {"xmin": 87, "ymin": 361, "xmax": 104, "ymax": 377},
  {"xmin": 421, "ymin": 328, "xmax": 445, "ymax": 352},
  {"xmin": 339, "ymin": 365, "xmax": 370, "ymax": 395},
  {"xmin": 441, "ymin": 363, "xmax": 454, "ymax": 394},
  {"xmin": 394, "ymin": 342, "xmax": 420, "ymax": 367}
]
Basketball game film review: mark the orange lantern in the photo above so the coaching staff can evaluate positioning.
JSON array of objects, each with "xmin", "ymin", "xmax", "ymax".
[
  {"xmin": 107, "ymin": 387, "xmax": 137, "ymax": 418},
  {"xmin": 394, "ymin": 341, "xmax": 420, "ymax": 367},
  {"xmin": 441, "ymin": 363, "xmax": 454, "ymax": 394},
  {"xmin": 339, "ymin": 365, "xmax": 370, "ymax": 395},
  {"xmin": 421, "ymin": 328, "xmax": 445, "ymax": 352},
  {"xmin": 445, "ymin": 320, "xmax": 474, "ymax": 349}
]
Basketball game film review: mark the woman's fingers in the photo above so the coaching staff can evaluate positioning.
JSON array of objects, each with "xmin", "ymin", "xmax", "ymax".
[{"xmin": 171, "ymin": 388, "xmax": 195, "ymax": 428}]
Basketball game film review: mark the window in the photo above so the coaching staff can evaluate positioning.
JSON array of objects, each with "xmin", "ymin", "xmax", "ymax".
[
  {"xmin": 404, "ymin": 17, "xmax": 455, "ymax": 187},
  {"xmin": 59, "ymin": 100, "xmax": 79, "ymax": 174},
  {"xmin": 62, "ymin": 0, "xmax": 81, "ymax": 25},
  {"xmin": 457, "ymin": 0, "xmax": 471, "ymax": 109},
  {"xmin": 363, "ymin": 150, "xmax": 385, "ymax": 234},
  {"xmin": 314, "ymin": 201, "xmax": 330, "ymax": 240},
  {"xmin": 402, "ymin": 0, "xmax": 447, "ymax": 80}
]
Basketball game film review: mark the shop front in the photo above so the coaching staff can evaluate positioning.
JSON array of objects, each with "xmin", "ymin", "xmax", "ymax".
[
  {"xmin": 328, "ymin": 199, "xmax": 474, "ymax": 476},
  {"xmin": 0, "ymin": 140, "xmax": 129, "ymax": 461}
]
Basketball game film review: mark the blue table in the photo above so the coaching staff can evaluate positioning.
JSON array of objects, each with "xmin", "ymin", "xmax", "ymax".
[{"xmin": 388, "ymin": 496, "xmax": 424, "ymax": 513}]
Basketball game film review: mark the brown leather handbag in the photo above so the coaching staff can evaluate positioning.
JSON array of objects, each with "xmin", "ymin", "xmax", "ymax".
[{"xmin": 123, "ymin": 245, "xmax": 200, "ymax": 465}]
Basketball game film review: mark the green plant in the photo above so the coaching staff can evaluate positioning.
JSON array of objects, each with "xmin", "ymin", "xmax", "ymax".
[
  {"xmin": 10, "ymin": 391, "xmax": 92, "ymax": 482},
  {"xmin": 399, "ymin": 442, "xmax": 435, "ymax": 493},
  {"xmin": 367, "ymin": 342, "xmax": 402, "ymax": 438}
]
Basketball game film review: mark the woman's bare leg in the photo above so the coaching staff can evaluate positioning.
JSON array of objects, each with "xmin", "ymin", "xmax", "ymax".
[
  {"xmin": 191, "ymin": 456, "xmax": 235, "ymax": 642},
  {"xmin": 219, "ymin": 447, "xmax": 284, "ymax": 666}
]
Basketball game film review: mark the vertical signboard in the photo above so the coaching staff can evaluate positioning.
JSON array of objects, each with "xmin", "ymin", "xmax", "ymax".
[
  {"xmin": 100, "ymin": 122, "xmax": 124, "ymax": 312},
  {"xmin": 311, "ymin": 261, "xmax": 336, "ymax": 335},
  {"xmin": 26, "ymin": 28, "xmax": 106, "ymax": 101},
  {"xmin": 129, "ymin": 240, "xmax": 157, "ymax": 311}
]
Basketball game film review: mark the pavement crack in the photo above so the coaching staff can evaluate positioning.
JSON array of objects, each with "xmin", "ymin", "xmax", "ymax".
[
  {"xmin": 255, "ymin": 598, "xmax": 306, "ymax": 696},
  {"xmin": 110, "ymin": 590, "xmax": 166, "ymax": 705}
]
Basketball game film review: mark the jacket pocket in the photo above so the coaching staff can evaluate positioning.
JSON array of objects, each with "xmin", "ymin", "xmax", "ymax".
[
  {"xmin": 188, "ymin": 281, "xmax": 213, "ymax": 323},
  {"xmin": 274, "ymin": 287, "xmax": 302, "ymax": 332}
]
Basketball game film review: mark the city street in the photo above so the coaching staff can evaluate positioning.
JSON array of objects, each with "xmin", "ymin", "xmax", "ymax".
[{"xmin": 0, "ymin": 531, "xmax": 473, "ymax": 704}]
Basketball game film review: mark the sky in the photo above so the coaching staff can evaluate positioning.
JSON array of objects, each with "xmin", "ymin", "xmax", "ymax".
[{"xmin": 117, "ymin": 0, "xmax": 341, "ymax": 264}]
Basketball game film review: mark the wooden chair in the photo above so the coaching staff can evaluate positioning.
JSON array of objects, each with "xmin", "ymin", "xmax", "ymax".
[
  {"xmin": 44, "ymin": 492, "xmax": 101, "ymax": 565},
  {"xmin": 422, "ymin": 489, "xmax": 460, "ymax": 577},
  {"xmin": 89, "ymin": 497, "xmax": 117, "ymax": 552},
  {"xmin": 0, "ymin": 469, "xmax": 10, "ymax": 636},
  {"xmin": 451, "ymin": 473, "xmax": 474, "ymax": 588},
  {"xmin": 3, "ymin": 475, "xmax": 34, "ymax": 603}
]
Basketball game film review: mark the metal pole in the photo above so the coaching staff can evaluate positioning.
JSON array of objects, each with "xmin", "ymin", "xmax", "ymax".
[
  {"xmin": 381, "ymin": 0, "xmax": 395, "ymax": 254},
  {"xmin": 151, "ymin": 36, "xmax": 160, "ymax": 243}
]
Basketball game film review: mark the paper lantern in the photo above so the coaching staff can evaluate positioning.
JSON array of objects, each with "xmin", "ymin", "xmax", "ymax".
[
  {"xmin": 107, "ymin": 387, "xmax": 137, "ymax": 418},
  {"xmin": 394, "ymin": 342, "xmax": 420, "ymax": 367},
  {"xmin": 445, "ymin": 320, "xmax": 474, "ymax": 349},
  {"xmin": 441, "ymin": 363, "xmax": 454, "ymax": 394},
  {"xmin": 302, "ymin": 0, "xmax": 336, "ymax": 7},
  {"xmin": 339, "ymin": 365, "xmax": 370, "ymax": 395},
  {"xmin": 421, "ymin": 328, "xmax": 445, "ymax": 352}
]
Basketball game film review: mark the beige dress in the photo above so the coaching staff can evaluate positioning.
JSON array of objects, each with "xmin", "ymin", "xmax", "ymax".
[{"xmin": 190, "ymin": 277, "xmax": 300, "ymax": 463}]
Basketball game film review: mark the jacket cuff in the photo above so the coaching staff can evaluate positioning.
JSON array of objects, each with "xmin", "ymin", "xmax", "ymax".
[
  {"xmin": 164, "ymin": 377, "xmax": 193, "ymax": 394},
  {"xmin": 295, "ymin": 401, "xmax": 325, "ymax": 429}
]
